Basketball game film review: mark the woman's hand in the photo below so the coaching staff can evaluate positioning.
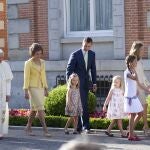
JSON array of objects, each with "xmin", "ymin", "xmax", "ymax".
[
  {"xmin": 44, "ymin": 88, "xmax": 48, "ymax": 97},
  {"xmin": 24, "ymin": 89, "xmax": 29, "ymax": 99}
]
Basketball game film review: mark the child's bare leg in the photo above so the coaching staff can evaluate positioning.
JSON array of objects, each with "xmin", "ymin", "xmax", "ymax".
[
  {"xmin": 133, "ymin": 112, "xmax": 142, "ymax": 136},
  {"xmin": 117, "ymin": 119, "xmax": 125, "ymax": 135},
  {"xmin": 129, "ymin": 113, "xmax": 136, "ymax": 137},
  {"xmin": 73, "ymin": 116, "xmax": 78, "ymax": 131},
  {"xmin": 133, "ymin": 112, "xmax": 142, "ymax": 129},
  {"xmin": 134, "ymin": 112, "xmax": 142, "ymax": 127},
  {"xmin": 65, "ymin": 117, "xmax": 73, "ymax": 130},
  {"xmin": 107, "ymin": 119, "xmax": 116, "ymax": 133}
]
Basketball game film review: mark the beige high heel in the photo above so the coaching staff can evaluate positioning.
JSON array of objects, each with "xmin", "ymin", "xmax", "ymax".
[
  {"xmin": 143, "ymin": 127, "xmax": 150, "ymax": 136},
  {"xmin": 24, "ymin": 128, "xmax": 35, "ymax": 136},
  {"xmin": 43, "ymin": 132, "xmax": 51, "ymax": 137}
]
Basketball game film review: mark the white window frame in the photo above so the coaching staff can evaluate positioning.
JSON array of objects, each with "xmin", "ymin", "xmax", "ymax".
[{"xmin": 64, "ymin": 0, "xmax": 113, "ymax": 37}]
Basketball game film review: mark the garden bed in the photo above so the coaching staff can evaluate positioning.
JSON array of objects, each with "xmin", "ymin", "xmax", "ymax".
[{"xmin": 9, "ymin": 109, "xmax": 150, "ymax": 130}]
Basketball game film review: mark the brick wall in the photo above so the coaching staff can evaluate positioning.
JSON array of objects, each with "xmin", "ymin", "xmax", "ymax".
[
  {"xmin": 6, "ymin": 0, "xmax": 150, "ymax": 60},
  {"xmin": 7, "ymin": 0, "xmax": 49, "ymax": 60},
  {"xmin": 125, "ymin": 0, "xmax": 150, "ymax": 58},
  {"xmin": 18, "ymin": 0, "xmax": 49, "ymax": 59},
  {"xmin": 0, "ymin": 0, "xmax": 8, "ymax": 59}
]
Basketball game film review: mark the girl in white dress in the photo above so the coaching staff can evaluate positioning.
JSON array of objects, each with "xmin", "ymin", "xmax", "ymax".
[
  {"xmin": 129, "ymin": 41, "xmax": 150, "ymax": 135},
  {"xmin": 124, "ymin": 55, "xmax": 150, "ymax": 141},
  {"xmin": 103, "ymin": 75, "xmax": 127, "ymax": 137}
]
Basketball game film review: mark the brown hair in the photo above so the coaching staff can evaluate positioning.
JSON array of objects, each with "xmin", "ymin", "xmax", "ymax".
[
  {"xmin": 125, "ymin": 55, "xmax": 137, "ymax": 73},
  {"xmin": 83, "ymin": 37, "xmax": 93, "ymax": 44},
  {"xmin": 129, "ymin": 41, "xmax": 143, "ymax": 61},
  {"xmin": 29, "ymin": 43, "xmax": 43, "ymax": 56}
]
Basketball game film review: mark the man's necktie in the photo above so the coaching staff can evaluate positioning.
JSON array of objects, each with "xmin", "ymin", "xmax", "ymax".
[{"xmin": 83, "ymin": 51, "xmax": 88, "ymax": 70}]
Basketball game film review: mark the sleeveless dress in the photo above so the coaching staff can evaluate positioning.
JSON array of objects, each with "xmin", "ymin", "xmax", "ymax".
[
  {"xmin": 107, "ymin": 88, "xmax": 127, "ymax": 119},
  {"xmin": 136, "ymin": 60, "xmax": 150, "ymax": 105},
  {"xmin": 124, "ymin": 69, "xmax": 143, "ymax": 113},
  {"xmin": 65, "ymin": 88, "xmax": 83, "ymax": 116}
]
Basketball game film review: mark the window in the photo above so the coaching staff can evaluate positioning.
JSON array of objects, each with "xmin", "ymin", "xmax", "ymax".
[{"xmin": 65, "ymin": 0, "xmax": 113, "ymax": 37}]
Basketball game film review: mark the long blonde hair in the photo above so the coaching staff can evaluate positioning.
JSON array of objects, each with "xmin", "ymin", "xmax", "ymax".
[
  {"xmin": 67, "ymin": 73, "xmax": 80, "ymax": 89},
  {"xmin": 129, "ymin": 41, "xmax": 143, "ymax": 61},
  {"xmin": 111, "ymin": 75, "xmax": 124, "ymax": 91}
]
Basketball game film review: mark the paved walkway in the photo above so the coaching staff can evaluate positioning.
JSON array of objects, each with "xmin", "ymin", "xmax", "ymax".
[{"xmin": 0, "ymin": 126, "xmax": 150, "ymax": 150}]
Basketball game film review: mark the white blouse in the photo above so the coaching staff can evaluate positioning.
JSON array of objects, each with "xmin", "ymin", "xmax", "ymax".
[{"xmin": 0, "ymin": 61, "xmax": 13, "ymax": 95}]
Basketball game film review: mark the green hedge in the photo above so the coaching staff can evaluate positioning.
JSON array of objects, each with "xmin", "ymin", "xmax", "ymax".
[
  {"xmin": 45, "ymin": 85, "xmax": 96, "ymax": 116},
  {"xmin": 146, "ymin": 95, "xmax": 150, "ymax": 114},
  {"xmin": 9, "ymin": 116, "xmax": 150, "ymax": 130}
]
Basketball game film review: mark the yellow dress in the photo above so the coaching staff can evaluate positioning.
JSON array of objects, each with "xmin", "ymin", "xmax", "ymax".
[{"xmin": 28, "ymin": 61, "xmax": 45, "ymax": 111}]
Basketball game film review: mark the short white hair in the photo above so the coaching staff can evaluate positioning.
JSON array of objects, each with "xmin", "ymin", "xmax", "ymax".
[
  {"xmin": 0, "ymin": 49, "xmax": 4, "ymax": 55},
  {"xmin": 59, "ymin": 141, "xmax": 103, "ymax": 150}
]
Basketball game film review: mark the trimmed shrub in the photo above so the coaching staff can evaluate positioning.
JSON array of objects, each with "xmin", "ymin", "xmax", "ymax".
[
  {"xmin": 45, "ymin": 85, "xmax": 96, "ymax": 116},
  {"xmin": 9, "ymin": 116, "xmax": 27, "ymax": 126},
  {"xmin": 45, "ymin": 85, "xmax": 67, "ymax": 116},
  {"xmin": 9, "ymin": 116, "xmax": 149, "ymax": 130}
]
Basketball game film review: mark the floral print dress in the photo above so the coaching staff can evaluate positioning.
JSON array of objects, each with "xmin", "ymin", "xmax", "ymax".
[
  {"xmin": 65, "ymin": 88, "xmax": 83, "ymax": 116},
  {"xmin": 107, "ymin": 88, "xmax": 127, "ymax": 119}
]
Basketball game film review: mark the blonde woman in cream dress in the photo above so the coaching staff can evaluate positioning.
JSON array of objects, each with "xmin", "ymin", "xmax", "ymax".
[{"xmin": 130, "ymin": 41, "xmax": 150, "ymax": 136}]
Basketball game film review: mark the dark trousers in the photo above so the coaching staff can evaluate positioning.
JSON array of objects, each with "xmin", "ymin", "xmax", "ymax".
[{"xmin": 77, "ymin": 88, "xmax": 89, "ymax": 131}]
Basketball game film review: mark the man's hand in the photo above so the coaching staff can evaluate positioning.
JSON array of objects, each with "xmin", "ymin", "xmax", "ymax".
[
  {"xmin": 6, "ymin": 95, "xmax": 10, "ymax": 102},
  {"xmin": 93, "ymin": 84, "xmax": 97, "ymax": 92}
]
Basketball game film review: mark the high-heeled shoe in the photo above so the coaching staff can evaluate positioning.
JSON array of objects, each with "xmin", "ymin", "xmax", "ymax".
[
  {"xmin": 43, "ymin": 132, "xmax": 51, "ymax": 137},
  {"xmin": 24, "ymin": 128, "xmax": 35, "ymax": 136},
  {"xmin": 143, "ymin": 128, "xmax": 150, "ymax": 136}
]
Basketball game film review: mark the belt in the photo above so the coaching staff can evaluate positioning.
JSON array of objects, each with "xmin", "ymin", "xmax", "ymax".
[{"xmin": 125, "ymin": 96, "xmax": 137, "ymax": 106}]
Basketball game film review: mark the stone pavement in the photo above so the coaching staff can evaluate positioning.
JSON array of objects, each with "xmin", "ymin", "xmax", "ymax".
[{"xmin": 0, "ymin": 126, "xmax": 150, "ymax": 150}]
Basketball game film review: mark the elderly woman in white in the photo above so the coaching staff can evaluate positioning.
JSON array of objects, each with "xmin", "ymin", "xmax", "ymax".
[{"xmin": 0, "ymin": 49, "xmax": 13, "ymax": 139}]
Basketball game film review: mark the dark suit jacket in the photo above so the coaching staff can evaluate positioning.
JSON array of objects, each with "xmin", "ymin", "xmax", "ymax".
[{"xmin": 66, "ymin": 49, "xmax": 96, "ymax": 89}]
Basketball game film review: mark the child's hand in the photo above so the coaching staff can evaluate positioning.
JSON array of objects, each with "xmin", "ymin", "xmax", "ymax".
[
  {"xmin": 67, "ymin": 105, "xmax": 73, "ymax": 112},
  {"xmin": 103, "ymin": 106, "xmax": 107, "ymax": 112}
]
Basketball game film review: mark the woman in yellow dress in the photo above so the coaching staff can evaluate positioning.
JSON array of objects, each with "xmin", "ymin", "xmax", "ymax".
[{"xmin": 23, "ymin": 43, "xmax": 50, "ymax": 137}]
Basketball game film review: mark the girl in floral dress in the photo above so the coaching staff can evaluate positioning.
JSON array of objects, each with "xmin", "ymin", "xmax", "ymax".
[
  {"xmin": 64, "ymin": 73, "xmax": 83, "ymax": 134},
  {"xmin": 103, "ymin": 75, "xmax": 127, "ymax": 137}
]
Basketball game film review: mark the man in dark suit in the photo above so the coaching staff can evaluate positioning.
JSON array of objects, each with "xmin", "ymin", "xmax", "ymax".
[{"xmin": 66, "ymin": 37, "xmax": 97, "ymax": 133}]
